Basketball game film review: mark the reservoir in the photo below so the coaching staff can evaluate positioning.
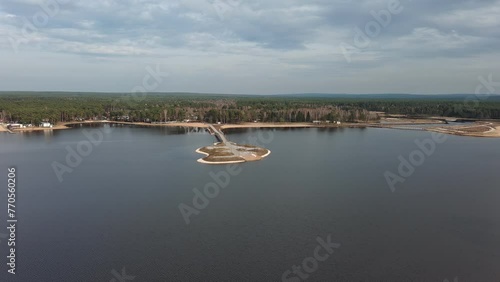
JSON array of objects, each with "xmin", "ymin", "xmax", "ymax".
[{"xmin": 0, "ymin": 125, "xmax": 499, "ymax": 281}]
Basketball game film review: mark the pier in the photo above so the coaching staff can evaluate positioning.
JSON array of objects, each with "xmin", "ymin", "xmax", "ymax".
[
  {"xmin": 197, "ymin": 124, "xmax": 271, "ymax": 164},
  {"xmin": 207, "ymin": 124, "xmax": 229, "ymax": 144}
]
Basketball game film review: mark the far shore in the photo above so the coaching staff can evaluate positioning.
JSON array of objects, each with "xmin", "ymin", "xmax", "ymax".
[
  {"xmin": 2, "ymin": 119, "xmax": 499, "ymax": 138},
  {"xmin": 62, "ymin": 121, "xmax": 209, "ymax": 129},
  {"xmin": 426, "ymin": 123, "xmax": 500, "ymax": 138}
]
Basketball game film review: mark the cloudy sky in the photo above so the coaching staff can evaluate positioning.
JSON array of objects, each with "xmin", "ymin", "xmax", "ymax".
[{"xmin": 0, "ymin": 0, "xmax": 499, "ymax": 94}]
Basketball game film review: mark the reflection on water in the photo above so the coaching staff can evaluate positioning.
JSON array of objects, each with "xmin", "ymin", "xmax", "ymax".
[{"xmin": 67, "ymin": 123, "xmax": 207, "ymax": 135}]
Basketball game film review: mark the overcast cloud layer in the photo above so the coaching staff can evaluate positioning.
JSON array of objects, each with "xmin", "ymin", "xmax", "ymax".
[{"xmin": 0, "ymin": 0, "xmax": 499, "ymax": 94}]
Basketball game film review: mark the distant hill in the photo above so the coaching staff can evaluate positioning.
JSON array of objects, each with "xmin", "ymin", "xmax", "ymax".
[
  {"xmin": 0, "ymin": 91, "xmax": 498, "ymax": 101},
  {"xmin": 271, "ymin": 93, "xmax": 500, "ymax": 100}
]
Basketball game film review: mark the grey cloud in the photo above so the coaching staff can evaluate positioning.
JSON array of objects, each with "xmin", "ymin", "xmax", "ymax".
[{"xmin": 0, "ymin": 0, "xmax": 499, "ymax": 94}]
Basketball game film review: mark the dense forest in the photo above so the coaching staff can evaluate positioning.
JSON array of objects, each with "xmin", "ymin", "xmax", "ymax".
[{"xmin": 0, "ymin": 92, "xmax": 499, "ymax": 125}]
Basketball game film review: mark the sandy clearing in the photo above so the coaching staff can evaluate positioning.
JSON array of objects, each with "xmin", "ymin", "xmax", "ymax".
[
  {"xmin": 425, "ymin": 122, "xmax": 500, "ymax": 138},
  {"xmin": 221, "ymin": 122, "xmax": 317, "ymax": 130}
]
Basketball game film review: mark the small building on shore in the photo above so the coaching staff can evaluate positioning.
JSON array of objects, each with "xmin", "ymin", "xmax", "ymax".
[
  {"xmin": 7, "ymin": 123, "xmax": 25, "ymax": 129},
  {"xmin": 40, "ymin": 122, "xmax": 53, "ymax": 128}
]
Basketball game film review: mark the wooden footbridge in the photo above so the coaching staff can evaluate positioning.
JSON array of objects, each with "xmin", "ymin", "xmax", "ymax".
[{"xmin": 206, "ymin": 124, "xmax": 228, "ymax": 144}]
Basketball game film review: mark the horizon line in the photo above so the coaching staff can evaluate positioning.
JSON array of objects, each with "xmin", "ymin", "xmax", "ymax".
[{"xmin": 0, "ymin": 91, "xmax": 498, "ymax": 96}]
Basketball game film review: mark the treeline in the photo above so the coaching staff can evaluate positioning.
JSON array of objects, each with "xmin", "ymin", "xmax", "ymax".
[{"xmin": 0, "ymin": 93, "xmax": 499, "ymax": 125}]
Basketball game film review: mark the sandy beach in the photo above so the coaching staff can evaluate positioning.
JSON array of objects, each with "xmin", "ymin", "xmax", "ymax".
[
  {"xmin": 220, "ymin": 122, "xmax": 318, "ymax": 130},
  {"xmin": 11, "ymin": 124, "xmax": 70, "ymax": 132},
  {"xmin": 4, "ymin": 121, "xmax": 207, "ymax": 133},
  {"xmin": 3, "ymin": 119, "xmax": 500, "ymax": 138},
  {"xmin": 196, "ymin": 148, "xmax": 246, "ymax": 164},
  {"xmin": 0, "ymin": 124, "xmax": 9, "ymax": 132},
  {"xmin": 426, "ymin": 122, "xmax": 500, "ymax": 138},
  {"xmin": 61, "ymin": 121, "xmax": 208, "ymax": 129}
]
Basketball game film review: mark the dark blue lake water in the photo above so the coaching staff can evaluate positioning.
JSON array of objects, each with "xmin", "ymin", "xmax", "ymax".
[{"xmin": 0, "ymin": 125, "xmax": 499, "ymax": 281}]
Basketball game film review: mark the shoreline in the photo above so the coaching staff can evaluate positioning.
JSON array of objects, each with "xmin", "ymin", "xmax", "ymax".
[
  {"xmin": 220, "ymin": 123, "xmax": 317, "ymax": 130},
  {"xmin": 260, "ymin": 149, "xmax": 272, "ymax": 158},
  {"xmin": 195, "ymin": 148, "xmax": 245, "ymax": 164},
  {"xmin": 62, "ymin": 121, "xmax": 208, "ymax": 129},
  {"xmin": 1, "ymin": 120, "xmax": 499, "ymax": 138},
  {"xmin": 195, "ymin": 145, "xmax": 271, "ymax": 165},
  {"xmin": 425, "ymin": 123, "xmax": 500, "ymax": 138}
]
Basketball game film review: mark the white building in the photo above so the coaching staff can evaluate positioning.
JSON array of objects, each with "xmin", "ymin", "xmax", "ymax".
[{"xmin": 8, "ymin": 123, "xmax": 24, "ymax": 129}]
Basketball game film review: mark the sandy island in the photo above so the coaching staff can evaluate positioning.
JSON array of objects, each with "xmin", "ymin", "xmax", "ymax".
[
  {"xmin": 195, "ymin": 143, "xmax": 271, "ymax": 164},
  {"xmin": 195, "ymin": 124, "xmax": 271, "ymax": 164}
]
